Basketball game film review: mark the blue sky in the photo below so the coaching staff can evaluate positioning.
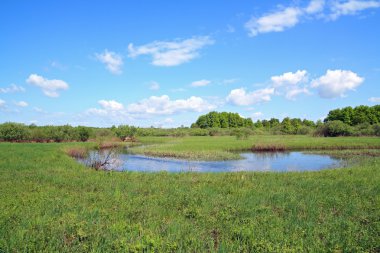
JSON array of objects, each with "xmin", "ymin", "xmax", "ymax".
[{"xmin": 1, "ymin": 0, "xmax": 380, "ymax": 127}]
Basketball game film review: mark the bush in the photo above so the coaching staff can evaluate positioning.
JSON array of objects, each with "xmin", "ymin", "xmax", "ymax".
[
  {"xmin": 0, "ymin": 122, "xmax": 30, "ymax": 142},
  {"xmin": 319, "ymin": 120, "xmax": 353, "ymax": 137},
  {"xmin": 374, "ymin": 124, "xmax": 380, "ymax": 136},
  {"xmin": 296, "ymin": 126, "xmax": 313, "ymax": 135},
  {"xmin": 114, "ymin": 125, "xmax": 137, "ymax": 140},
  {"xmin": 232, "ymin": 128, "xmax": 252, "ymax": 140},
  {"xmin": 353, "ymin": 123, "xmax": 374, "ymax": 136},
  {"xmin": 76, "ymin": 126, "xmax": 91, "ymax": 142}
]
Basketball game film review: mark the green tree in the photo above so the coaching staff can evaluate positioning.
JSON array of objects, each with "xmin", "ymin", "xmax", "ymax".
[{"xmin": 281, "ymin": 117, "xmax": 295, "ymax": 134}]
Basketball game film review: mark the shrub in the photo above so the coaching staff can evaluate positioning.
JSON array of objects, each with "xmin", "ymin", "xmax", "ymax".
[
  {"xmin": 320, "ymin": 120, "xmax": 353, "ymax": 137},
  {"xmin": 374, "ymin": 124, "xmax": 380, "ymax": 136},
  {"xmin": 353, "ymin": 123, "xmax": 374, "ymax": 136},
  {"xmin": 232, "ymin": 128, "xmax": 252, "ymax": 140},
  {"xmin": 0, "ymin": 122, "xmax": 30, "ymax": 142},
  {"xmin": 296, "ymin": 126, "xmax": 313, "ymax": 135},
  {"xmin": 114, "ymin": 125, "xmax": 137, "ymax": 141},
  {"xmin": 76, "ymin": 126, "xmax": 91, "ymax": 142}
]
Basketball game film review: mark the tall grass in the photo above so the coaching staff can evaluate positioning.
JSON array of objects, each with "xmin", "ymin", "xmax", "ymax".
[{"xmin": 0, "ymin": 141, "xmax": 379, "ymax": 252}]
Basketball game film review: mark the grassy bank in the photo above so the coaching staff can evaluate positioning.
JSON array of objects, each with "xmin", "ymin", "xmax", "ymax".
[
  {"xmin": 0, "ymin": 140, "xmax": 379, "ymax": 252},
  {"xmin": 131, "ymin": 135, "xmax": 380, "ymax": 160}
]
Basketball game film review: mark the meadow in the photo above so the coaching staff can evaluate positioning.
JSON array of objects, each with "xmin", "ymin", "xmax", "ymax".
[{"xmin": 0, "ymin": 136, "xmax": 379, "ymax": 252}]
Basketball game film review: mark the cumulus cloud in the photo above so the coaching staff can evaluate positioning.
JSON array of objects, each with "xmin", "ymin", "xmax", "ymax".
[
  {"xmin": 0, "ymin": 84, "xmax": 25, "ymax": 93},
  {"xmin": 191, "ymin": 79, "xmax": 211, "ymax": 87},
  {"xmin": 95, "ymin": 49, "xmax": 123, "ymax": 74},
  {"xmin": 330, "ymin": 0, "xmax": 380, "ymax": 20},
  {"xmin": 245, "ymin": 0, "xmax": 379, "ymax": 37},
  {"xmin": 26, "ymin": 74, "xmax": 69, "ymax": 98},
  {"xmin": 14, "ymin": 101, "xmax": 28, "ymax": 107},
  {"xmin": 271, "ymin": 70, "xmax": 310, "ymax": 100},
  {"xmin": 128, "ymin": 36, "xmax": 214, "ymax": 66},
  {"xmin": 245, "ymin": 7, "xmax": 302, "ymax": 37},
  {"xmin": 305, "ymin": 0, "xmax": 325, "ymax": 14},
  {"xmin": 127, "ymin": 95, "xmax": 216, "ymax": 115},
  {"xmin": 98, "ymin": 100, "xmax": 124, "ymax": 111},
  {"xmin": 368, "ymin": 97, "xmax": 380, "ymax": 103},
  {"xmin": 311, "ymin": 69, "xmax": 364, "ymax": 98},
  {"xmin": 227, "ymin": 88, "xmax": 274, "ymax": 106},
  {"xmin": 149, "ymin": 81, "xmax": 160, "ymax": 90},
  {"xmin": 285, "ymin": 87, "xmax": 311, "ymax": 100},
  {"xmin": 271, "ymin": 70, "xmax": 308, "ymax": 87}
]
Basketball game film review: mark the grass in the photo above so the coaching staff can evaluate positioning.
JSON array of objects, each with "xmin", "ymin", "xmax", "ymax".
[
  {"xmin": 0, "ymin": 138, "xmax": 379, "ymax": 252},
  {"xmin": 131, "ymin": 135, "xmax": 380, "ymax": 160}
]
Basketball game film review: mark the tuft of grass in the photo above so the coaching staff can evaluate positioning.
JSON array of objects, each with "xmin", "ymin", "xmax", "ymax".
[
  {"xmin": 97, "ymin": 141, "xmax": 125, "ymax": 150},
  {"xmin": 65, "ymin": 147, "xmax": 88, "ymax": 159},
  {"xmin": 251, "ymin": 144, "xmax": 286, "ymax": 152}
]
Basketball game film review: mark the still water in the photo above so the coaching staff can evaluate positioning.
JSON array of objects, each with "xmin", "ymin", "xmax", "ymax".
[{"xmin": 82, "ymin": 151, "xmax": 344, "ymax": 172}]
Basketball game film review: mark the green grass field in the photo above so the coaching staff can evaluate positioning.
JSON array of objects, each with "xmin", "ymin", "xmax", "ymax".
[{"xmin": 0, "ymin": 137, "xmax": 379, "ymax": 252}]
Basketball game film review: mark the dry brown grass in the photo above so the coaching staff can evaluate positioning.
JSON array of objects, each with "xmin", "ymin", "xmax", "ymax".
[
  {"xmin": 251, "ymin": 144, "xmax": 286, "ymax": 152},
  {"xmin": 65, "ymin": 147, "xmax": 88, "ymax": 159}
]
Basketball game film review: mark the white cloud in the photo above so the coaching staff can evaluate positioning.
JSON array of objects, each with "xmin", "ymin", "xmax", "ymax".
[
  {"xmin": 368, "ymin": 97, "xmax": 380, "ymax": 103},
  {"xmin": 330, "ymin": 0, "xmax": 380, "ymax": 20},
  {"xmin": 305, "ymin": 0, "xmax": 325, "ymax": 14},
  {"xmin": 149, "ymin": 81, "xmax": 160, "ymax": 90},
  {"xmin": 227, "ymin": 87, "xmax": 274, "ymax": 106},
  {"xmin": 127, "ymin": 95, "xmax": 216, "ymax": 115},
  {"xmin": 0, "ymin": 84, "xmax": 25, "ymax": 93},
  {"xmin": 95, "ymin": 49, "xmax": 123, "ymax": 74},
  {"xmin": 245, "ymin": 7, "xmax": 302, "ymax": 37},
  {"xmin": 245, "ymin": 0, "xmax": 380, "ymax": 37},
  {"xmin": 285, "ymin": 87, "xmax": 311, "ymax": 100},
  {"xmin": 26, "ymin": 74, "xmax": 69, "ymax": 98},
  {"xmin": 14, "ymin": 101, "xmax": 28, "ymax": 107},
  {"xmin": 86, "ymin": 108, "xmax": 108, "ymax": 116},
  {"xmin": 98, "ymin": 100, "xmax": 124, "ymax": 111},
  {"xmin": 128, "ymin": 36, "xmax": 214, "ymax": 66},
  {"xmin": 271, "ymin": 70, "xmax": 310, "ymax": 100},
  {"xmin": 190, "ymin": 79, "xmax": 211, "ymax": 87},
  {"xmin": 251, "ymin": 112, "xmax": 263, "ymax": 119},
  {"xmin": 311, "ymin": 69, "xmax": 364, "ymax": 98},
  {"xmin": 0, "ymin": 99, "xmax": 5, "ymax": 107},
  {"xmin": 271, "ymin": 70, "xmax": 308, "ymax": 86}
]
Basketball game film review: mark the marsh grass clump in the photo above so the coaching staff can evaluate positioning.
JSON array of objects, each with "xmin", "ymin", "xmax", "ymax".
[
  {"xmin": 97, "ymin": 141, "xmax": 124, "ymax": 150},
  {"xmin": 65, "ymin": 147, "xmax": 89, "ymax": 159},
  {"xmin": 251, "ymin": 144, "xmax": 286, "ymax": 152}
]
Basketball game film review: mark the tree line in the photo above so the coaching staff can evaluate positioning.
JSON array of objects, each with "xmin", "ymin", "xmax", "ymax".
[
  {"xmin": 0, "ymin": 105, "xmax": 379, "ymax": 142},
  {"xmin": 0, "ymin": 123, "xmax": 92, "ymax": 142},
  {"xmin": 191, "ymin": 106, "xmax": 380, "ymax": 137}
]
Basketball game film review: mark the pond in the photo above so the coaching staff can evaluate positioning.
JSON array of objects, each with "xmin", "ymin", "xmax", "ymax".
[{"xmin": 79, "ymin": 150, "xmax": 344, "ymax": 172}]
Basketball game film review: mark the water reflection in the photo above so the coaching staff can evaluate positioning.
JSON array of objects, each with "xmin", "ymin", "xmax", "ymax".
[{"xmin": 79, "ymin": 151, "xmax": 343, "ymax": 172}]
